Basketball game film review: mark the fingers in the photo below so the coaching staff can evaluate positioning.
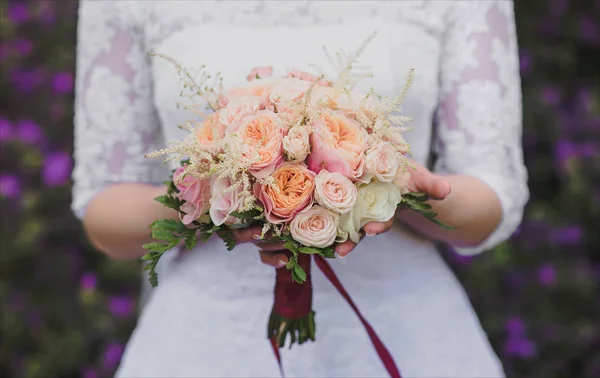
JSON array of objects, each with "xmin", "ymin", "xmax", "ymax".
[
  {"xmin": 254, "ymin": 241, "xmax": 286, "ymax": 252},
  {"xmin": 429, "ymin": 177, "xmax": 452, "ymax": 200},
  {"xmin": 363, "ymin": 218, "xmax": 395, "ymax": 236},
  {"xmin": 231, "ymin": 226, "xmax": 263, "ymax": 244},
  {"xmin": 259, "ymin": 250, "xmax": 288, "ymax": 268},
  {"xmin": 334, "ymin": 239, "xmax": 357, "ymax": 258}
]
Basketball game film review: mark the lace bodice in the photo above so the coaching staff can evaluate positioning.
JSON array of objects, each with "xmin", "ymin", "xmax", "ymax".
[{"xmin": 72, "ymin": 0, "xmax": 528, "ymax": 255}]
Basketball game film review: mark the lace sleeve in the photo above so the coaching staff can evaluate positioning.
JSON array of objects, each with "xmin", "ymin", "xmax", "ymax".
[
  {"xmin": 433, "ymin": 0, "xmax": 529, "ymax": 255},
  {"xmin": 71, "ymin": 0, "xmax": 169, "ymax": 218}
]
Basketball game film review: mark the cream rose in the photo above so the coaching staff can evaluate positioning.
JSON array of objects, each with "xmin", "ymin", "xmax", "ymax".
[
  {"xmin": 337, "ymin": 181, "xmax": 402, "ymax": 243},
  {"xmin": 219, "ymin": 96, "xmax": 260, "ymax": 130},
  {"xmin": 283, "ymin": 126, "xmax": 310, "ymax": 161},
  {"xmin": 290, "ymin": 205, "xmax": 339, "ymax": 248},
  {"xmin": 364, "ymin": 141, "xmax": 399, "ymax": 183},
  {"xmin": 314, "ymin": 170, "xmax": 357, "ymax": 214}
]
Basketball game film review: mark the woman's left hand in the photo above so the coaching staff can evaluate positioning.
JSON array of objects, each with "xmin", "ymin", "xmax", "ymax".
[
  {"xmin": 330, "ymin": 158, "xmax": 452, "ymax": 258},
  {"xmin": 235, "ymin": 162, "xmax": 452, "ymax": 268}
]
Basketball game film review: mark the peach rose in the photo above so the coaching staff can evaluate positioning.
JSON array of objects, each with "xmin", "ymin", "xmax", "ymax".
[
  {"xmin": 194, "ymin": 114, "xmax": 225, "ymax": 151},
  {"xmin": 364, "ymin": 141, "xmax": 399, "ymax": 183},
  {"xmin": 238, "ymin": 110, "xmax": 284, "ymax": 179},
  {"xmin": 209, "ymin": 175, "xmax": 245, "ymax": 226},
  {"xmin": 255, "ymin": 162, "xmax": 316, "ymax": 224},
  {"xmin": 283, "ymin": 126, "xmax": 310, "ymax": 161},
  {"xmin": 314, "ymin": 170, "xmax": 357, "ymax": 214},
  {"xmin": 290, "ymin": 205, "xmax": 339, "ymax": 248},
  {"xmin": 310, "ymin": 85, "xmax": 342, "ymax": 110},
  {"xmin": 219, "ymin": 96, "xmax": 260, "ymax": 130},
  {"xmin": 307, "ymin": 110, "xmax": 367, "ymax": 181},
  {"xmin": 173, "ymin": 166, "xmax": 211, "ymax": 225},
  {"xmin": 221, "ymin": 77, "xmax": 283, "ymax": 110},
  {"xmin": 337, "ymin": 91, "xmax": 378, "ymax": 119}
]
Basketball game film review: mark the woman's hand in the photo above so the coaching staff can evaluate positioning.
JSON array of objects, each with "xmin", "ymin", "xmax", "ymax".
[{"xmin": 334, "ymin": 159, "xmax": 451, "ymax": 257}]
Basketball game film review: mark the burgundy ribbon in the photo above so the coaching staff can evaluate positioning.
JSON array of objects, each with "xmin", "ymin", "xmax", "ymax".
[
  {"xmin": 270, "ymin": 255, "xmax": 402, "ymax": 378},
  {"xmin": 273, "ymin": 252, "xmax": 312, "ymax": 319}
]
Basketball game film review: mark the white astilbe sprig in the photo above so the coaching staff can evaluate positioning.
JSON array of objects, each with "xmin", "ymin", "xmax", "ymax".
[
  {"xmin": 148, "ymin": 51, "xmax": 223, "ymax": 113},
  {"xmin": 325, "ymin": 31, "xmax": 377, "ymax": 90}
]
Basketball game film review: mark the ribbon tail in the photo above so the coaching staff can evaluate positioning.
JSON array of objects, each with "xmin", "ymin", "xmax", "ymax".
[
  {"xmin": 270, "ymin": 337, "xmax": 285, "ymax": 378},
  {"xmin": 314, "ymin": 255, "xmax": 403, "ymax": 378}
]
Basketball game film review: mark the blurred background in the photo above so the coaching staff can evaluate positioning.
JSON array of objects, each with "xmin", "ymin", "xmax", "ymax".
[{"xmin": 0, "ymin": 1, "xmax": 598, "ymax": 377}]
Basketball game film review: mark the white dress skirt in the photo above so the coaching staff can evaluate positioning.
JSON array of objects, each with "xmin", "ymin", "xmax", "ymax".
[{"xmin": 72, "ymin": 1, "xmax": 529, "ymax": 376}]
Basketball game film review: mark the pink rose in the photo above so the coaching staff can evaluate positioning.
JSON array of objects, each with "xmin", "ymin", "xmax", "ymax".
[
  {"xmin": 290, "ymin": 205, "xmax": 339, "ymax": 248},
  {"xmin": 219, "ymin": 96, "xmax": 260, "ymax": 130},
  {"xmin": 314, "ymin": 170, "xmax": 358, "ymax": 214},
  {"xmin": 254, "ymin": 162, "xmax": 316, "ymax": 224},
  {"xmin": 173, "ymin": 166, "xmax": 211, "ymax": 225},
  {"xmin": 287, "ymin": 68, "xmax": 331, "ymax": 87},
  {"xmin": 247, "ymin": 66, "xmax": 273, "ymax": 81},
  {"xmin": 209, "ymin": 176, "xmax": 245, "ymax": 226},
  {"xmin": 364, "ymin": 141, "xmax": 399, "ymax": 183},
  {"xmin": 238, "ymin": 110, "xmax": 284, "ymax": 179},
  {"xmin": 269, "ymin": 78, "xmax": 310, "ymax": 105},
  {"xmin": 283, "ymin": 126, "xmax": 311, "ymax": 161},
  {"xmin": 307, "ymin": 110, "xmax": 367, "ymax": 181}
]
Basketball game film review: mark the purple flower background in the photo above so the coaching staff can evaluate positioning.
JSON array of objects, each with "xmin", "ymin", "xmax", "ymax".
[{"xmin": 0, "ymin": 1, "xmax": 598, "ymax": 377}]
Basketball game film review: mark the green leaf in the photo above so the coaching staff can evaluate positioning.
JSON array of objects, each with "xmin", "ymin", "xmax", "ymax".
[
  {"xmin": 293, "ymin": 264, "xmax": 306, "ymax": 282},
  {"xmin": 219, "ymin": 229, "xmax": 237, "ymax": 251},
  {"xmin": 149, "ymin": 268, "xmax": 158, "ymax": 287},
  {"xmin": 142, "ymin": 242, "xmax": 172, "ymax": 253},
  {"xmin": 320, "ymin": 247, "xmax": 336, "ymax": 259},
  {"xmin": 298, "ymin": 246, "xmax": 321, "ymax": 254},
  {"xmin": 284, "ymin": 241, "xmax": 299, "ymax": 254},
  {"xmin": 286, "ymin": 255, "xmax": 298, "ymax": 270},
  {"xmin": 149, "ymin": 219, "xmax": 187, "ymax": 234},
  {"xmin": 154, "ymin": 194, "xmax": 183, "ymax": 211},
  {"xmin": 151, "ymin": 229, "xmax": 179, "ymax": 243},
  {"xmin": 184, "ymin": 229, "xmax": 198, "ymax": 250}
]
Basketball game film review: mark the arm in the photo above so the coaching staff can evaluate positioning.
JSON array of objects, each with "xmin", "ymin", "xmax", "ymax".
[
  {"xmin": 398, "ymin": 0, "xmax": 529, "ymax": 254},
  {"xmin": 72, "ymin": 0, "xmax": 172, "ymax": 259}
]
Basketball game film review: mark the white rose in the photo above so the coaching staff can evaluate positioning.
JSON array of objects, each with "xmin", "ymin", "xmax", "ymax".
[
  {"xmin": 337, "ymin": 181, "xmax": 402, "ymax": 243},
  {"xmin": 283, "ymin": 126, "xmax": 310, "ymax": 161},
  {"xmin": 314, "ymin": 170, "xmax": 358, "ymax": 214},
  {"xmin": 290, "ymin": 205, "xmax": 339, "ymax": 248},
  {"xmin": 364, "ymin": 142, "xmax": 399, "ymax": 183},
  {"xmin": 219, "ymin": 96, "xmax": 260, "ymax": 129}
]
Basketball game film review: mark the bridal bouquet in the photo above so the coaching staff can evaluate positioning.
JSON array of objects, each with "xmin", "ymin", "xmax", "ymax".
[{"xmin": 142, "ymin": 35, "xmax": 447, "ymax": 350}]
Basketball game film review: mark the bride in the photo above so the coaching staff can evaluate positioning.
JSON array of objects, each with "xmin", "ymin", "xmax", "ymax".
[{"xmin": 72, "ymin": 1, "xmax": 528, "ymax": 377}]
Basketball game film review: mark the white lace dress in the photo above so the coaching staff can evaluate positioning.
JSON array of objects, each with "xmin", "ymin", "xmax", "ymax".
[{"xmin": 72, "ymin": 1, "xmax": 529, "ymax": 377}]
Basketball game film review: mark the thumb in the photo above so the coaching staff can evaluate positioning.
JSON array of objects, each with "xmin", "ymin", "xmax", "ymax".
[{"xmin": 426, "ymin": 176, "xmax": 452, "ymax": 200}]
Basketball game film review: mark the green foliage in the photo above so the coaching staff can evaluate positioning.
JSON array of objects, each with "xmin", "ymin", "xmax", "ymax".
[{"xmin": 400, "ymin": 192, "xmax": 454, "ymax": 230}]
